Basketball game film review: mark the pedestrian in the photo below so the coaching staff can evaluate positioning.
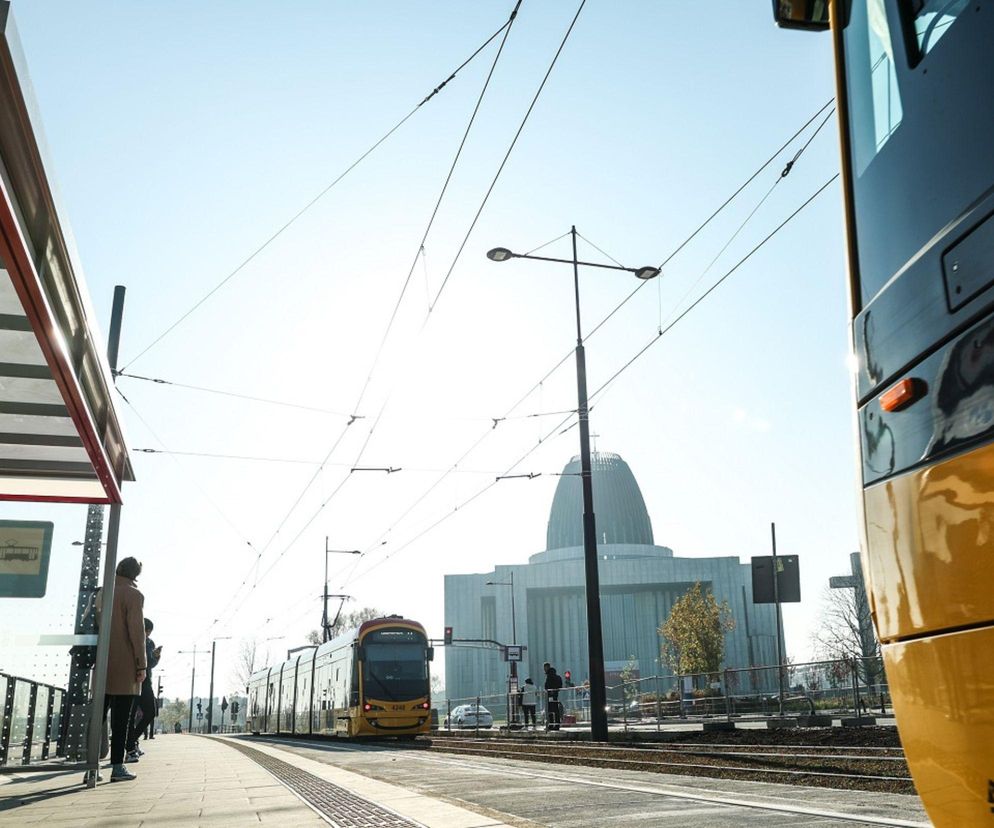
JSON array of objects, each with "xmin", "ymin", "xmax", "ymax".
[
  {"xmin": 98, "ymin": 556, "xmax": 147, "ymax": 782},
  {"xmin": 125, "ymin": 617, "xmax": 161, "ymax": 760},
  {"xmin": 520, "ymin": 678, "xmax": 538, "ymax": 730},
  {"xmin": 543, "ymin": 662, "xmax": 563, "ymax": 731}
]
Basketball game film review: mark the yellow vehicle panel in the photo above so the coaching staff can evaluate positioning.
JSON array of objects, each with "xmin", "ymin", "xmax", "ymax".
[
  {"xmin": 863, "ymin": 444, "xmax": 994, "ymax": 642},
  {"xmin": 884, "ymin": 626, "xmax": 994, "ymax": 826}
]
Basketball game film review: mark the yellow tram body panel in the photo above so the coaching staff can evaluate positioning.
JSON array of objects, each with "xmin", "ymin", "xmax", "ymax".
[
  {"xmin": 883, "ymin": 628, "xmax": 994, "ymax": 826},
  {"xmin": 863, "ymin": 445, "xmax": 994, "ymax": 642}
]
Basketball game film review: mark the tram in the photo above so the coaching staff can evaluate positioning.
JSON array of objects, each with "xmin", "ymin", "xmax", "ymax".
[
  {"xmin": 247, "ymin": 616, "xmax": 433, "ymax": 738},
  {"xmin": 772, "ymin": 2, "xmax": 994, "ymax": 825}
]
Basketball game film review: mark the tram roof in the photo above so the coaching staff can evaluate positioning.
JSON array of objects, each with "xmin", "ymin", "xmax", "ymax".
[{"xmin": 0, "ymin": 3, "xmax": 133, "ymax": 504}]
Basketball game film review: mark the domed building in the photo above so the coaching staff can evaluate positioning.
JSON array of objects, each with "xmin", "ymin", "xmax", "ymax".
[{"xmin": 443, "ymin": 452, "xmax": 781, "ymax": 703}]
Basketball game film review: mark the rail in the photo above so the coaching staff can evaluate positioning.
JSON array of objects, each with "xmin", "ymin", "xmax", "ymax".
[{"xmin": 0, "ymin": 672, "xmax": 66, "ymax": 767}]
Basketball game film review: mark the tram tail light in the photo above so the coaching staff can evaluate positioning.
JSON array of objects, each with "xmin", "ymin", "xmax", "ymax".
[
  {"xmin": 363, "ymin": 703, "xmax": 372, "ymax": 711},
  {"xmin": 421, "ymin": 702, "xmax": 430, "ymax": 709},
  {"xmin": 880, "ymin": 378, "xmax": 925, "ymax": 412}
]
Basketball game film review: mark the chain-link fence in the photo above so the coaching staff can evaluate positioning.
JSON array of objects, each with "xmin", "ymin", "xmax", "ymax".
[{"xmin": 433, "ymin": 657, "xmax": 890, "ymax": 731}]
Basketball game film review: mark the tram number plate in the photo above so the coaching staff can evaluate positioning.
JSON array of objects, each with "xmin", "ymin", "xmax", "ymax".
[{"xmin": 391, "ymin": 704, "xmax": 404, "ymax": 710}]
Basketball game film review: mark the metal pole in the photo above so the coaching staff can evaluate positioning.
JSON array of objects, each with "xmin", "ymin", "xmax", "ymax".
[
  {"xmin": 509, "ymin": 572, "xmax": 518, "ymax": 724},
  {"xmin": 572, "ymin": 226, "xmax": 607, "ymax": 743},
  {"xmin": 207, "ymin": 641, "xmax": 217, "ymax": 734},
  {"xmin": 84, "ymin": 286, "xmax": 127, "ymax": 787},
  {"xmin": 770, "ymin": 522, "xmax": 785, "ymax": 716},
  {"xmin": 322, "ymin": 540, "xmax": 329, "ymax": 643},
  {"xmin": 188, "ymin": 646, "xmax": 196, "ymax": 734}
]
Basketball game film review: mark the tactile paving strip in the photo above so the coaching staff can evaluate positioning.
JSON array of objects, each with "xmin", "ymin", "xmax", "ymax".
[{"xmin": 223, "ymin": 739, "xmax": 423, "ymax": 827}]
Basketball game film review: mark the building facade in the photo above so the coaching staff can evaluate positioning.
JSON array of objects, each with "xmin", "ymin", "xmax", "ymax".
[{"xmin": 444, "ymin": 452, "xmax": 782, "ymax": 701}]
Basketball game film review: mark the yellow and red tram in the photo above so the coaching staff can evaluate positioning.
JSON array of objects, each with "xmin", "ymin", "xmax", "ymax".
[
  {"xmin": 773, "ymin": 2, "xmax": 994, "ymax": 825},
  {"xmin": 247, "ymin": 616, "xmax": 433, "ymax": 738}
]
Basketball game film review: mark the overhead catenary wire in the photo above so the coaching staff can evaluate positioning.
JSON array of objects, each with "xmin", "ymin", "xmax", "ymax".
[
  {"xmin": 217, "ymin": 93, "xmax": 838, "ymax": 628},
  {"xmin": 120, "ymin": 11, "xmax": 519, "ymax": 372},
  {"xmin": 221, "ymin": 1, "xmax": 529, "ymax": 601},
  {"xmin": 342, "ymin": 166, "xmax": 839, "ymax": 590},
  {"xmin": 116, "ymin": 371, "xmax": 357, "ymax": 418},
  {"xmin": 327, "ymin": 101, "xmax": 840, "ymax": 587},
  {"xmin": 216, "ymin": 1, "xmax": 591, "ymax": 627},
  {"xmin": 428, "ymin": 0, "xmax": 589, "ymax": 314}
]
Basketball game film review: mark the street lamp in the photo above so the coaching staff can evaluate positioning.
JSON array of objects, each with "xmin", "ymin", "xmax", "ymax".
[
  {"xmin": 207, "ymin": 636, "xmax": 232, "ymax": 734},
  {"xmin": 486, "ymin": 225, "xmax": 660, "ymax": 742},
  {"xmin": 486, "ymin": 572, "xmax": 518, "ymax": 725}
]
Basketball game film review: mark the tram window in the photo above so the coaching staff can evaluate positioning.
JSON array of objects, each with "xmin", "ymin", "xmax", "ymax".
[
  {"xmin": 901, "ymin": 0, "xmax": 969, "ymax": 63},
  {"xmin": 845, "ymin": 0, "xmax": 904, "ymax": 176}
]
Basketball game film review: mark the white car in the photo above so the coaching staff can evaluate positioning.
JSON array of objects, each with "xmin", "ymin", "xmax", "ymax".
[{"xmin": 444, "ymin": 704, "xmax": 493, "ymax": 729}]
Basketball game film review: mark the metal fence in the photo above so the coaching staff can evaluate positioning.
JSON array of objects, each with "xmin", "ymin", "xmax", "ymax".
[
  {"xmin": 0, "ymin": 672, "xmax": 66, "ymax": 766},
  {"xmin": 433, "ymin": 656, "xmax": 890, "ymax": 731}
]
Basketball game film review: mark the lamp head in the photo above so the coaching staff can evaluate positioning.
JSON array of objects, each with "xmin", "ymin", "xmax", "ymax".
[
  {"xmin": 486, "ymin": 247, "xmax": 514, "ymax": 262},
  {"xmin": 634, "ymin": 266, "xmax": 661, "ymax": 280}
]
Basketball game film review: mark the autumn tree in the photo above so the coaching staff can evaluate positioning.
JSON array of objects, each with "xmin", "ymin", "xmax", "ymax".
[
  {"xmin": 158, "ymin": 699, "xmax": 189, "ymax": 733},
  {"xmin": 659, "ymin": 582, "xmax": 735, "ymax": 679}
]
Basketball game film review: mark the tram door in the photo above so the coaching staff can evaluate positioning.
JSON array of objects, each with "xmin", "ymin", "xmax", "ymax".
[{"xmin": 772, "ymin": 2, "xmax": 994, "ymax": 825}]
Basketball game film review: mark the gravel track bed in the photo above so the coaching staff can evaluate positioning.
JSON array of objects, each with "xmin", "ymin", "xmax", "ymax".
[{"xmin": 427, "ymin": 727, "xmax": 914, "ymax": 795}]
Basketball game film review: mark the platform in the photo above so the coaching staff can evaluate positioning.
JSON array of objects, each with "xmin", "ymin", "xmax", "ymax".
[{"xmin": 0, "ymin": 732, "xmax": 931, "ymax": 827}]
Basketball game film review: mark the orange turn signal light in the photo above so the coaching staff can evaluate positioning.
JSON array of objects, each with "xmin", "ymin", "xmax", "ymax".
[{"xmin": 880, "ymin": 378, "xmax": 923, "ymax": 412}]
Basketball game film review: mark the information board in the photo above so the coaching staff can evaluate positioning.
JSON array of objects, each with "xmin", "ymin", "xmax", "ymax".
[{"xmin": 0, "ymin": 520, "xmax": 53, "ymax": 598}]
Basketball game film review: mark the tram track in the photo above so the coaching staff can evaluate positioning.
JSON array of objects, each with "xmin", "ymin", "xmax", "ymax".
[{"xmin": 425, "ymin": 734, "xmax": 915, "ymax": 794}]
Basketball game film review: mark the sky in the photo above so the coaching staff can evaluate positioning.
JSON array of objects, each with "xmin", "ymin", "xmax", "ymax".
[{"xmin": 0, "ymin": 1, "xmax": 856, "ymax": 701}]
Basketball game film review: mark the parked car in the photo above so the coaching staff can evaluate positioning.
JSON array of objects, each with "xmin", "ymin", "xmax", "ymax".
[{"xmin": 443, "ymin": 704, "xmax": 493, "ymax": 729}]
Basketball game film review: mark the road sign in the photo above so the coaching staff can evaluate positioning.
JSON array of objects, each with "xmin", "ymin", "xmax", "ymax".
[
  {"xmin": 0, "ymin": 521, "xmax": 53, "ymax": 598},
  {"xmin": 196, "ymin": 712, "xmax": 203, "ymax": 720},
  {"xmin": 504, "ymin": 645, "xmax": 523, "ymax": 662},
  {"xmin": 751, "ymin": 555, "xmax": 801, "ymax": 603}
]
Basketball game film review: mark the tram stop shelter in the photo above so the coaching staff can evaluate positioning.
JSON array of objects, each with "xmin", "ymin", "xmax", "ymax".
[{"xmin": 0, "ymin": 1, "xmax": 135, "ymax": 786}]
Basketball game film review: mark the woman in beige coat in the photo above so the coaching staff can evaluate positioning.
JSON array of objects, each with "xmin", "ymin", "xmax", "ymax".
[{"xmin": 101, "ymin": 556, "xmax": 147, "ymax": 782}]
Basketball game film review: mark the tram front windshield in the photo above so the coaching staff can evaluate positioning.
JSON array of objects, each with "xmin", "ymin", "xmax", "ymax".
[{"xmin": 362, "ymin": 629, "xmax": 428, "ymax": 701}]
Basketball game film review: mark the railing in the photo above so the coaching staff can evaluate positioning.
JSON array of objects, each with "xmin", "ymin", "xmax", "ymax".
[
  {"xmin": 432, "ymin": 656, "xmax": 890, "ymax": 732},
  {"xmin": 0, "ymin": 672, "xmax": 66, "ymax": 766}
]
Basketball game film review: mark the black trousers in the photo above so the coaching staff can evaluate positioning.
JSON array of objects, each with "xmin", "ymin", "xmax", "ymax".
[
  {"xmin": 127, "ymin": 682, "xmax": 156, "ymax": 752},
  {"xmin": 522, "ymin": 704, "xmax": 536, "ymax": 726},
  {"xmin": 104, "ymin": 694, "xmax": 136, "ymax": 765},
  {"xmin": 547, "ymin": 695, "xmax": 561, "ymax": 728}
]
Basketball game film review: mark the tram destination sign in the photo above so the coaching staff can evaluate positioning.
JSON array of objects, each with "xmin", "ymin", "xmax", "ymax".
[
  {"xmin": 751, "ymin": 555, "xmax": 801, "ymax": 604},
  {"xmin": 0, "ymin": 520, "xmax": 54, "ymax": 598}
]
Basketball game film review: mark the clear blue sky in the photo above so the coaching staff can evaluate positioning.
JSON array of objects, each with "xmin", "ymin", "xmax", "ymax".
[{"xmin": 0, "ymin": 1, "xmax": 852, "ymax": 697}]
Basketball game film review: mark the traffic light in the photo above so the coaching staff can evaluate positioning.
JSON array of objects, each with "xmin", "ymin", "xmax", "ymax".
[
  {"xmin": 196, "ymin": 701, "xmax": 202, "ymax": 715},
  {"xmin": 564, "ymin": 670, "xmax": 573, "ymax": 687},
  {"xmin": 231, "ymin": 700, "xmax": 239, "ymax": 718},
  {"xmin": 444, "ymin": 626, "xmax": 453, "ymax": 645}
]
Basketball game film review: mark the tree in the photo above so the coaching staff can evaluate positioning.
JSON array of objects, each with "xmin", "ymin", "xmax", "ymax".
[
  {"xmin": 811, "ymin": 585, "xmax": 882, "ymax": 685},
  {"xmin": 231, "ymin": 637, "xmax": 259, "ymax": 688},
  {"xmin": 306, "ymin": 606, "xmax": 382, "ymax": 645},
  {"xmin": 158, "ymin": 699, "xmax": 189, "ymax": 733},
  {"xmin": 659, "ymin": 582, "xmax": 735, "ymax": 679}
]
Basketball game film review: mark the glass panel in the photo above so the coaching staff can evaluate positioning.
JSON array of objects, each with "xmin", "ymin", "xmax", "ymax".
[
  {"xmin": 364, "ymin": 640, "xmax": 429, "ymax": 701},
  {"xmin": 846, "ymin": 0, "xmax": 905, "ymax": 177},
  {"xmin": 9, "ymin": 680, "xmax": 30, "ymax": 760},
  {"xmin": 31, "ymin": 686, "xmax": 49, "ymax": 759},
  {"xmin": 49, "ymin": 688, "xmax": 62, "ymax": 751},
  {"xmin": 904, "ymin": 0, "xmax": 969, "ymax": 60}
]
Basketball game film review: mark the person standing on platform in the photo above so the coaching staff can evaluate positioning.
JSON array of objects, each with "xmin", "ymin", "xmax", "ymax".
[
  {"xmin": 520, "ymin": 678, "xmax": 539, "ymax": 730},
  {"xmin": 101, "ymin": 556, "xmax": 147, "ymax": 782},
  {"xmin": 543, "ymin": 662, "xmax": 563, "ymax": 731},
  {"xmin": 126, "ymin": 617, "xmax": 160, "ymax": 760}
]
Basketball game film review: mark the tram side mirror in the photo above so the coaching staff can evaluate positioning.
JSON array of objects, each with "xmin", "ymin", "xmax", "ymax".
[
  {"xmin": 426, "ymin": 647, "xmax": 434, "ymax": 662},
  {"xmin": 771, "ymin": 0, "xmax": 830, "ymax": 31}
]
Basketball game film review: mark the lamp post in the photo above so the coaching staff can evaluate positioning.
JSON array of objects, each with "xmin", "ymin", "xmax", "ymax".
[
  {"xmin": 206, "ymin": 636, "xmax": 232, "ymax": 734},
  {"xmin": 486, "ymin": 572, "xmax": 518, "ymax": 725},
  {"xmin": 178, "ymin": 647, "xmax": 210, "ymax": 733},
  {"xmin": 324, "ymin": 539, "xmax": 361, "ymax": 642},
  {"xmin": 486, "ymin": 226, "xmax": 659, "ymax": 742}
]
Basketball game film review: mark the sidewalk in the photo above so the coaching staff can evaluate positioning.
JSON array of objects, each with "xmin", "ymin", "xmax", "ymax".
[
  {"xmin": 0, "ymin": 734, "xmax": 515, "ymax": 827},
  {"xmin": 0, "ymin": 735, "xmax": 325, "ymax": 827}
]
